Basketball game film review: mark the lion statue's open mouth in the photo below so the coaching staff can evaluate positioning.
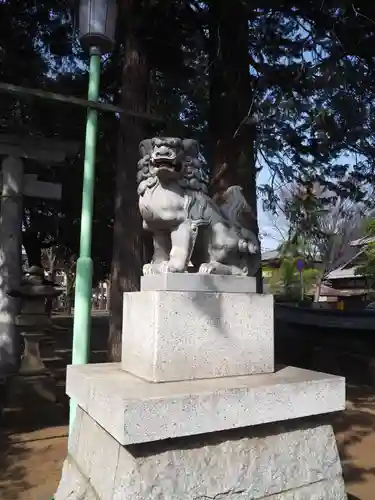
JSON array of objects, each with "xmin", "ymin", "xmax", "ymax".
[
  {"xmin": 148, "ymin": 139, "xmax": 186, "ymax": 180},
  {"xmin": 151, "ymin": 159, "xmax": 183, "ymax": 173}
]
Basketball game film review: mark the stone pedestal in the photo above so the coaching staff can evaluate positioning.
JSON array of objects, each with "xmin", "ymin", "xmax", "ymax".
[
  {"xmin": 56, "ymin": 274, "xmax": 347, "ymax": 499},
  {"xmin": 19, "ymin": 332, "xmax": 48, "ymax": 376},
  {"xmin": 58, "ymin": 406, "xmax": 346, "ymax": 500},
  {"xmin": 122, "ymin": 276, "xmax": 273, "ymax": 382}
]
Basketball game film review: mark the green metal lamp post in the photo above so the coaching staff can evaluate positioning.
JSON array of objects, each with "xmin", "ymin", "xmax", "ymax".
[{"xmin": 70, "ymin": 0, "xmax": 117, "ymax": 431}]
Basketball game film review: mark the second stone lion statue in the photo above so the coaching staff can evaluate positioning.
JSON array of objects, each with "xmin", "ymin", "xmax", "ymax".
[{"xmin": 137, "ymin": 137, "xmax": 260, "ymax": 276}]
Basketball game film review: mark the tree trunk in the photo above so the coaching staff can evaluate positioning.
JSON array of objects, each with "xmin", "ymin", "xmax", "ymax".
[
  {"xmin": 208, "ymin": 0, "xmax": 262, "ymax": 291},
  {"xmin": 106, "ymin": 279, "xmax": 111, "ymax": 311},
  {"xmin": 22, "ymin": 231, "xmax": 43, "ymax": 268},
  {"xmin": 99, "ymin": 282, "xmax": 105, "ymax": 310},
  {"xmin": 65, "ymin": 295, "xmax": 73, "ymax": 315},
  {"xmin": 65, "ymin": 268, "xmax": 75, "ymax": 315},
  {"xmin": 45, "ymin": 263, "xmax": 56, "ymax": 316},
  {"xmin": 108, "ymin": 3, "xmax": 151, "ymax": 361}
]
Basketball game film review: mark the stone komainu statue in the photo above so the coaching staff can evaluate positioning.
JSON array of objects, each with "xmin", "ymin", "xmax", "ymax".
[{"xmin": 137, "ymin": 137, "xmax": 260, "ymax": 276}]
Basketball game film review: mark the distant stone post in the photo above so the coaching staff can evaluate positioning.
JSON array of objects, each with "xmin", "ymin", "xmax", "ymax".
[{"xmin": 0, "ymin": 156, "xmax": 23, "ymax": 375}]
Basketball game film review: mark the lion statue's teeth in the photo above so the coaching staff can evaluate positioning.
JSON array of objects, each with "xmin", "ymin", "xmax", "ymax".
[{"xmin": 137, "ymin": 137, "xmax": 260, "ymax": 277}]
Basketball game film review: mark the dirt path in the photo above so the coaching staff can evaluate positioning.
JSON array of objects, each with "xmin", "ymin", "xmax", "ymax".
[
  {"xmin": 334, "ymin": 385, "xmax": 375, "ymax": 500},
  {"xmin": 0, "ymin": 426, "xmax": 68, "ymax": 500}
]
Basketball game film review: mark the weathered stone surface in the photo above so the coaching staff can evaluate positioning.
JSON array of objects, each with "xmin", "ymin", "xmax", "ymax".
[
  {"xmin": 55, "ymin": 407, "xmax": 347, "ymax": 500},
  {"xmin": 141, "ymin": 273, "xmax": 257, "ymax": 293},
  {"xmin": 66, "ymin": 363, "xmax": 345, "ymax": 445},
  {"xmin": 68, "ymin": 400, "xmax": 83, "ymax": 457},
  {"xmin": 55, "ymin": 458, "xmax": 98, "ymax": 500},
  {"xmin": 268, "ymin": 478, "xmax": 346, "ymax": 499},
  {"xmin": 122, "ymin": 290, "xmax": 274, "ymax": 381},
  {"xmin": 19, "ymin": 333, "xmax": 48, "ymax": 375},
  {"xmin": 112, "ymin": 424, "xmax": 344, "ymax": 499},
  {"xmin": 74, "ymin": 406, "xmax": 120, "ymax": 500}
]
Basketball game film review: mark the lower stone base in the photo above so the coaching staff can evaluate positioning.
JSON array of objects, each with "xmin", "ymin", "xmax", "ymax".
[
  {"xmin": 8, "ymin": 374, "xmax": 56, "ymax": 404},
  {"xmin": 55, "ymin": 407, "xmax": 347, "ymax": 500}
]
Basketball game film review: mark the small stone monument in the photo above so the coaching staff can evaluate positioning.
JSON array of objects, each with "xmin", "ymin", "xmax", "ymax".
[
  {"xmin": 9, "ymin": 266, "xmax": 63, "ymax": 375},
  {"xmin": 56, "ymin": 138, "xmax": 347, "ymax": 499}
]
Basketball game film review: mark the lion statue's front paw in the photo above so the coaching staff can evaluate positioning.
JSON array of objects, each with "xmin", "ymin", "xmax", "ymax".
[
  {"xmin": 248, "ymin": 242, "xmax": 258, "ymax": 254},
  {"xmin": 143, "ymin": 263, "xmax": 154, "ymax": 275},
  {"xmin": 143, "ymin": 261, "xmax": 169, "ymax": 275},
  {"xmin": 158, "ymin": 261, "xmax": 172, "ymax": 274},
  {"xmin": 199, "ymin": 262, "xmax": 217, "ymax": 274},
  {"xmin": 158, "ymin": 260, "xmax": 187, "ymax": 273}
]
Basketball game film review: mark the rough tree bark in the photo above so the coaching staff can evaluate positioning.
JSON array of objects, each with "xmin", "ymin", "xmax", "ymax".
[
  {"xmin": 108, "ymin": 2, "xmax": 151, "ymax": 361},
  {"xmin": 208, "ymin": 0, "xmax": 262, "ymax": 291},
  {"xmin": 22, "ymin": 231, "xmax": 43, "ymax": 268}
]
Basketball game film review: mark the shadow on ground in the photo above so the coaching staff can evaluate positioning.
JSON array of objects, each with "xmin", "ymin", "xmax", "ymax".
[
  {"xmin": 0, "ymin": 418, "xmax": 68, "ymax": 500},
  {"xmin": 0, "ymin": 367, "xmax": 70, "ymax": 499},
  {"xmin": 333, "ymin": 385, "xmax": 375, "ymax": 499},
  {"xmin": 0, "ymin": 387, "xmax": 70, "ymax": 500},
  {"xmin": 302, "ymin": 379, "xmax": 375, "ymax": 499},
  {"xmin": 0, "ymin": 314, "xmax": 108, "ymax": 500},
  {"xmin": 0, "ymin": 432, "xmax": 30, "ymax": 500}
]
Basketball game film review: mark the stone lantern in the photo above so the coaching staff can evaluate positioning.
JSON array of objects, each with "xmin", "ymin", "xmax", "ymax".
[
  {"xmin": 8, "ymin": 266, "xmax": 64, "ymax": 376},
  {"xmin": 79, "ymin": 0, "xmax": 117, "ymax": 54}
]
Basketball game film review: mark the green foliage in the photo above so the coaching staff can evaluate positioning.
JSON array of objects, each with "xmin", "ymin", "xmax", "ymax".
[
  {"xmin": 303, "ymin": 267, "xmax": 321, "ymax": 290},
  {"xmin": 268, "ymin": 256, "xmax": 320, "ymax": 299},
  {"xmin": 253, "ymin": 3, "xmax": 375, "ymax": 209},
  {"xmin": 268, "ymin": 227, "xmax": 321, "ymax": 300},
  {"xmin": 277, "ymin": 180, "xmax": 368, "ymax": 287}
]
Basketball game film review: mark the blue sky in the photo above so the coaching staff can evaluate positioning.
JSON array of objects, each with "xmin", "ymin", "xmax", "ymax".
[
  {"xmin": 257, "ymin": 150, "xmax": 369, "ymax": 252},
  {"xmin": 258, "ymin": 166, "xmax": 277, "ymax": 251}
]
